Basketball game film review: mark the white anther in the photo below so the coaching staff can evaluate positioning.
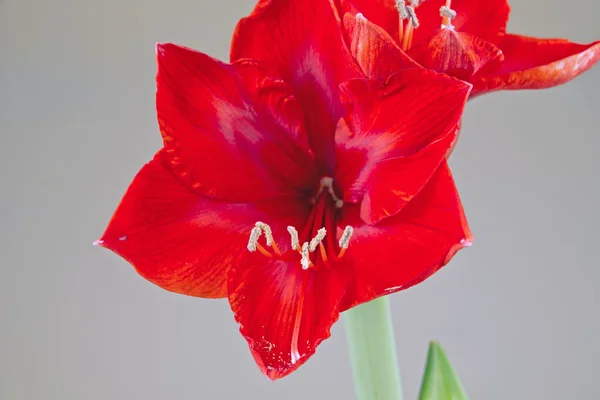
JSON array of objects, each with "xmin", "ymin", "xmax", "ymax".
[
  {"xmin": 287, "ymin": 226, "xmax": 300, "ymax": 250},
  {"xmin": 247, "ymin": 226, "xmax": 262, "ymax": 252},
  {"xmin": 254, "ymin": 221, "xmax": 273, "ymax": 246},
  {"xmin": 338, "ymin": 226, "xmax": 354, "ymax": 249},
  {"xmin": 396, "ymin": 0, "xmax": 409, "ymax": 19},
  {"xmin": 300, "ymin": 242, "xmax": 310, "ymax": 270},
  {"xmin": 440, "ymin": 6, "xmax": 456, "ymax": 19},
  {"xmin": 309, "ymin": 228, "xmax": 327, "ymax": 252},
  {"xmin": 406, "ymin": 6, "xmax": 419, "ymax": 27},
  {"xmin": 410, "ymin": 0, "xmax": 420, "ymax": 6}
]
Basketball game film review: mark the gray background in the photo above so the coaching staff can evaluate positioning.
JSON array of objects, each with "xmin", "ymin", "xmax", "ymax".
[{"xmin": 1, "ymin": 0, "xmax": 598, "ymax": 398}]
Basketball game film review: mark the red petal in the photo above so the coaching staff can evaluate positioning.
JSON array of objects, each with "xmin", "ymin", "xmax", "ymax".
[
  {"xmin": 336, "ymin": 0, "xmax": 399, "ymax": 43},
  {"xmin": 231, "ymin": 0, "xmax": 364, "ymax": 171},
  {"xmin": 413, "ymin": 0, "xmax": 510, "ymax": 46},
  {"xmin": 97, "ymin": 151, "xmax": 308, "ymax": 298},
  {"xmin": 335, "ymin": 69, "xmax": 471, "ymax": 224},
  {"xmin": 233, "ymin": 59, "xmax": 312, "ymax": 155},
  {"xmin": 339, "ymin": 162, "xmax": 472, "ymax": 310},
  {"xmin": 156, "ymin": 43, "xmax": 315, "ymax": 202},
  {"xmin": 471, "ymin": 35, "xmax": 600, "ymax": 96},
  {"xmin": 343, "ymin": 12, "xmax": 421, "ymax": 81},
  {"xmin": 408, "ymin": 29, "xmax": 504, "ymax": 82},
  {"xmin": 228, "ymin": 257, "xmax": 348, "ymax": 380}
]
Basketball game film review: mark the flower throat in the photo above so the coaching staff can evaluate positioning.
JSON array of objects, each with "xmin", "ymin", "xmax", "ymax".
[{"xmin": 246, "ymin": 177, "xmax": 353, "ymax": 270}]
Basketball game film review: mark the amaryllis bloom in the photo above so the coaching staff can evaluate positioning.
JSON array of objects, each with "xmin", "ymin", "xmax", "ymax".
[
  {"xmin": 336, "ymin": 0, "xmax": 600, "ymax": 97},
  {"xmin": 97, "ymin": 0, "xmax": 473, "ymax": 380}
]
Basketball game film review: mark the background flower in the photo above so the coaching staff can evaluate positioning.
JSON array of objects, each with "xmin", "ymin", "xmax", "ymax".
[{"xmin": 337, "ymin": 0, "xmax": 600, "ymax": 96}]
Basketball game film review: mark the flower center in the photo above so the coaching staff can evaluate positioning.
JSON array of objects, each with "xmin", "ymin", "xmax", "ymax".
[{"xmin": 246, "ymin": 177, "xmax": 353, "ymax": 271}]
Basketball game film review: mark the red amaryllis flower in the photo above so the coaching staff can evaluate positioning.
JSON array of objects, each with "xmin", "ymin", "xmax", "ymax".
[
  {"xmin": 96, "ymin": 0, "xmax": 472, "ymax": 380},
  {"xmin": 337, "ymin": 0, "xmax": 600, "ymax": 97}
]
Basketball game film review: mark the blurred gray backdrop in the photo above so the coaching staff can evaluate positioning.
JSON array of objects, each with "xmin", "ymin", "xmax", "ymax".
[{"xmin": 1, "ymin": 0, "xmax": 599, "ymax": 399}]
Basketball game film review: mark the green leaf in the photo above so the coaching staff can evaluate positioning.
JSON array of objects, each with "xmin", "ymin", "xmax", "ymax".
[{"xmin": 418, "ymin": 341, "xmax": 469, "ymax": 400}]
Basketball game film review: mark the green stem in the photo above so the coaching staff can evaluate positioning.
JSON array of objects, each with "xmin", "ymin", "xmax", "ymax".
[{"xmin": 344, "ymin": 296, "xmax": 403, "ymax": 400}]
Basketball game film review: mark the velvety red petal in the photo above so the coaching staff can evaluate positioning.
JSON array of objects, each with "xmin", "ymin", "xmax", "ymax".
[
  {"xmin": 233, "ymin": 59, "xmax": 313, "ymax": 155},
  {"xmin": 413, "ymin": 0, "xmax": 510, "ymax": 46},
  {"xmin": 471, "ymin": 35, "xmax": 600, "ymax": 96},
  {"xmin": 97, "ymin": 151, "xmax": 308, "ymax": 298},
  {"xmin": 408, "ymin": 29, "xmax": 503, "ymax": 82},
  {"xmin": 339, "ymin": 162, "xmax": 472, "ymax": 310},
  {"xmin": 231, "ymin": 0, "xmax": 364, "ymax": 172},
  {"xmin": 228, "ymin": 257, "xmax": 349, "ymax": 380},
  {"xmin": 344, "ymin": 12, "xmax": 422, "ymax": 81},
  {"xmin": 156, "ymin": 43, "xmax": 315, "ymax": 202},
  {"xmin": 335, "ymin": 69, "xmax": 471, "ymax": 224}
]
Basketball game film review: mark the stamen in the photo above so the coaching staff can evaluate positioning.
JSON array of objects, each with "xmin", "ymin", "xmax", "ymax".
[
  {"xmin": 398, "ymin": 0, "xmax": 422, "ymax": 47},
  {"xmin": 255, "ymin": 243, "xmax": 274, "ymax": 258},
  {"xmin": 248, "ymin": 221, "xmax": 356, "ymax": 270},
  {"xmin": 335, "ymin": 226, "xmax": 354, "ymax": 259},
  {"xmin": 319, "ymin": 242, "xmax": 329, "ymax": 264},
  {"xmin": 309, "ymin": 228, "xmax": 327, "ymax": 252},
  {"xmin": 247, "ymin": 226, "xmax": 262, "ymax": 252},
  {"xmin": 287, "ymin": 226, "xmax": 300, "ymax": 250},
  {"xmin": 396, "ymin": 0, "xmax": 408, "ymax": 19},
  {"xmin": 338, "ymin": 226, "xmax": 354, "ymax": 249},
  {"xmin": 254, "ymin": 221, "xmax": 273, "ymax": 246},
  {"xmin": 440, "ymin": 0, "xmax": 454, "ymax": 27},
  {"xmin": 440, "ymin": 5, "xmax": 456, "ymax": 19},
  {"xmin": 440, "ymin": 5, "xmax": 456, "ymax": 29},
  {"xmin": 300, "ymin": 242, "xmax": 311, "ymax": 270},
  {"xmin": 405, "ymin": 6, "xmax": 419, "ymax": 28},
  {"xmin": 397, "ymin": 0, "xmax": 407, "ymax": 42},
  {"xmin": 401, "ymin": 5, "xmax": 418, "ymax": 51},
  {"xmin": 402, "ymin": 18, "xmax": 413, "ymax": 51}
]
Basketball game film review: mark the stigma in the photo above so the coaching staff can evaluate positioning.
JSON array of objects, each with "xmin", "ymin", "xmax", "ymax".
[
  {"xmin": 311, "ymin": 177, "xmax": 343, "ymax": 208},
  {"xmin": 247, "ymin": 222, "xmax": 354, "ymax": 270}
]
